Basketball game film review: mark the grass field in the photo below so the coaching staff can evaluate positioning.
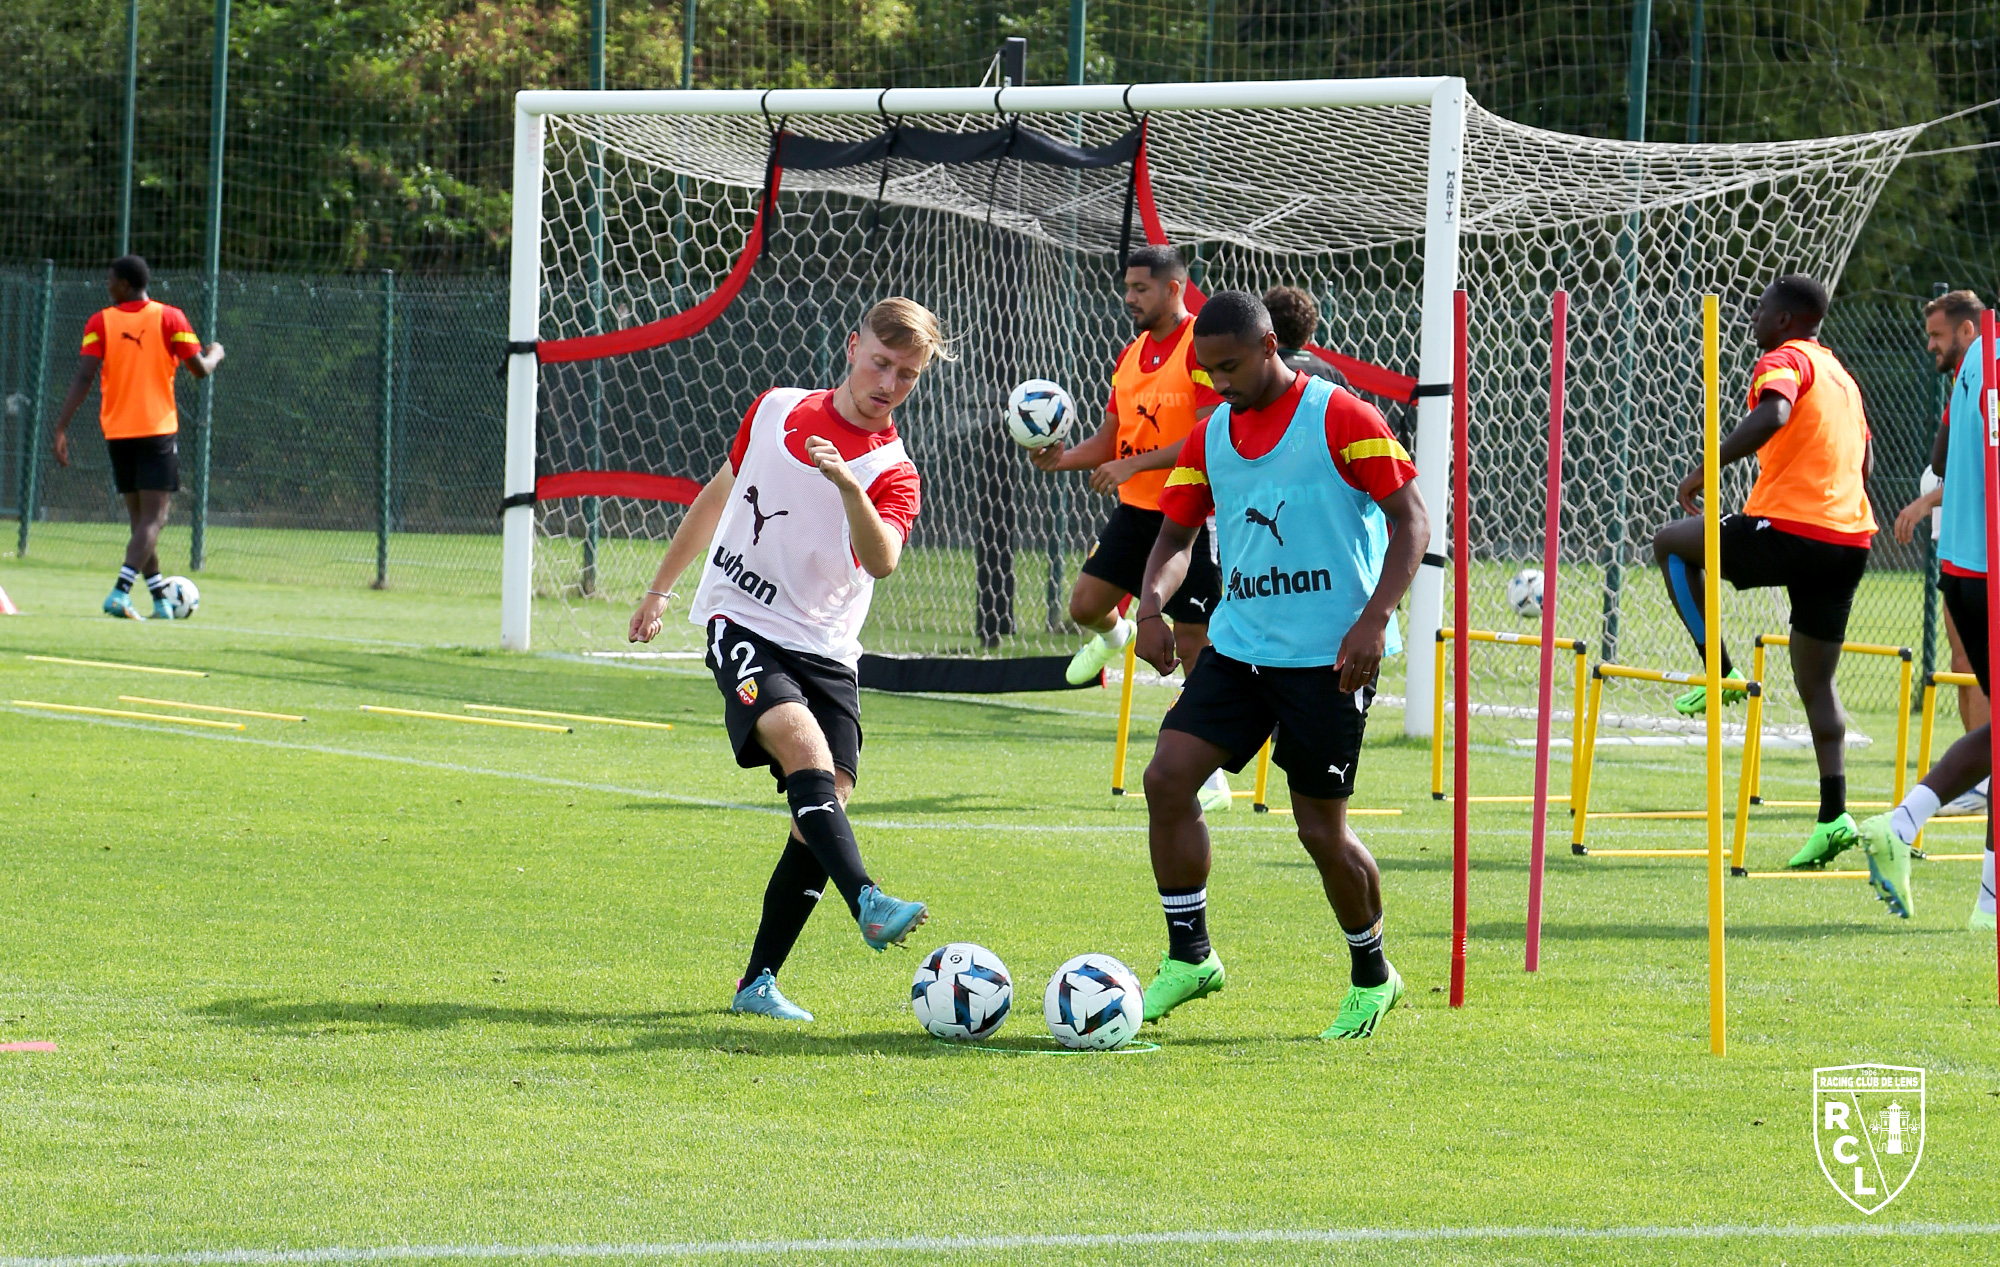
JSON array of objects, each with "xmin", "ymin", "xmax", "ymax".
[{"xmin": 2, "ymin": 552, "xmax": 1998, "ymax": 1265}]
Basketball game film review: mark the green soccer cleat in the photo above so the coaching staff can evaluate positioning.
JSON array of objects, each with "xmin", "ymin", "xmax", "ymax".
[
  {"xmin": 1787, "ymin": 813, "xmax": 1858, "ymax": 869},
  {"xmin": 103, "ymin": 589, "xmax": 142, "ymax": 619},
  {"xmin": 1065, "ymin": 620, "xmax": 1132, "ymax": 686},
  {"xmin": 1673, "ymin": 673, "xmax": 1749, "ymax": 717},
  {"xmin": 1321, "ymin": 963, "xmax": 1405, "ymax": 1040},
  {"xmin": 856, "ymin": 884, "xmax": 927, "ymax": 951},
  {"xmin": 1142, "ymin": 949, "xmax": 1225, "ymax": 1022},
  {"xmin": 730, "ymin": 970, "xmax": 813, "ymax": 1022},
  {"xmin": 1857, "ymin": 813, "xmax": 1914, "ymax": 919}
]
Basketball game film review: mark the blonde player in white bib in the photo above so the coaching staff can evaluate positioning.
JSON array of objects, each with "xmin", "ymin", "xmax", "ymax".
[{"xmin": 628, "ymin": 299, "xmax": 951, "ymax": 1022}]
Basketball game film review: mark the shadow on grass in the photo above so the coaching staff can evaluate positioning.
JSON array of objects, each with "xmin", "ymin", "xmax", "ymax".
[{"xmin": 190, "ymin": 996, "xmax": 712, "ymax": 1034}]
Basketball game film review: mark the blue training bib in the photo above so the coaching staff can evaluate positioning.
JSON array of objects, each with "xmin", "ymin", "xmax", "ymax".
[{"xmin": 1206, "ymin": 375, "xmax": 1401, "ymax": 668}]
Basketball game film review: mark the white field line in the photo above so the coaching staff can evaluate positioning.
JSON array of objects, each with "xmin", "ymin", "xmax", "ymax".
[
  {"xmin": 0, "ymin": 707, "xmax": 1342, "ymax": 836},
  {"xmin": 7, "ymin": 1221, "xmax": 1997, "ymax": 1267}
]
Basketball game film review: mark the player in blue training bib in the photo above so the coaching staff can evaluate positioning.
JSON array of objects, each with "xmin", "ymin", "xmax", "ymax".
[{"xmin": 1127, "ymin": 289, "xmax": 1429, "ymax": 1041}]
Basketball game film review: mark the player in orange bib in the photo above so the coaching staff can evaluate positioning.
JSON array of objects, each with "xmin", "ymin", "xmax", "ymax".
[
  {"xmin": 1029, "ymin": 244, "xmax": 1231, "ymax": 809},
  {"xmin": 50, "ymin": 255, "xmax": 225, "ymax": 619},
  {"xmin": 1649, "ymin": 275, "xmax": 1876, "ymax": 870}
]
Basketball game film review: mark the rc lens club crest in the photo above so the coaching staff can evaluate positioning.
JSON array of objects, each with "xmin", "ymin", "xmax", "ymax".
[{"xmin": 1813, "ymin": 1064, "xmax": 1923, "ymax": 1214}]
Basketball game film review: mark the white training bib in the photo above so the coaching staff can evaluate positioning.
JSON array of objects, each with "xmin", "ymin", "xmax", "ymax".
[{"xmin": 690, "ymin": 388, "xmax": 912, "ymax": 666}]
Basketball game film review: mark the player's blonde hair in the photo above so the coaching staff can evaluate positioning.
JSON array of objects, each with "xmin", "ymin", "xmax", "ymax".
[{"xmin": 862, "ymin": 297, "xmax": 956, "ymax": 364}]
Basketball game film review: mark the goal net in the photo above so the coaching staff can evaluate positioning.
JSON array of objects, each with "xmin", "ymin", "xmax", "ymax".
[{"xmin": 502, "ymin": 79, "xmax": 1916, "ymax": 740}]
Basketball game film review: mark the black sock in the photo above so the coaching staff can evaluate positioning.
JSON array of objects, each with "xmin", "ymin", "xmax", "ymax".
[
  {"xmin": 1343, "ymin": 917, "xmax": 1389, "ymax": 988},
  {"xmin": 145, "ymin": 573, "xmax": 169, "ymax": 598},
  {"xmin": 115, "ymin": 566, "xmax": 137, "ymax": 593},
  {"xmin": 1160, "ymin": 886, "xmax": 1210, "ymax": 963},
  {"xmin": 1819, "ymin": 775, "xmax": 1847, "ymax": 824},
  {"xmin": 741, "ymin": 834, "xmax": 828, "ymax": 987},
  {"xmin": 784, "ymin": 768, "xmax": 871, "ymax": 919}
]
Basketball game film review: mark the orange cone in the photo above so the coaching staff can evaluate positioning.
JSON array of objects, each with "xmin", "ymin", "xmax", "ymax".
[{"xmin": 0, "ymin": 587, "xmax": 16, "ymax": 615}]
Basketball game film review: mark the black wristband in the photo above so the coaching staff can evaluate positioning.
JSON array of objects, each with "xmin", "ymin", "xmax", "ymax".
[{"xmin": 1136, "ymin": 611, "xmax": 1166, "ymax": 624}]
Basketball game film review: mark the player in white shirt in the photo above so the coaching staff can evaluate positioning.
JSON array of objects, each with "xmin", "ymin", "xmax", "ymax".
[{"xmin": 628, "ymin": 298, "xmax": 950, "ymax": 1021}]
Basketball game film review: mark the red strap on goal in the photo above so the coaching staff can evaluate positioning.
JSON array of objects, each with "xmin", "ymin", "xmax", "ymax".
[
  {"xmin": 535, "ymin": 162, "xmax": 785, "ymax": 365},
  {"xmin": 534, "ymin": 471, "xmax": 703, "ymax": 505}
]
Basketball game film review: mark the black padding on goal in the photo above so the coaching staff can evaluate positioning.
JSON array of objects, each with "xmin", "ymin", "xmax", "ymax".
[
  {"xmin": 775, "ymin": 124, "xmax": 1141, "ymax": 173},
  {"xmin": 857, "ymin": 654, "xmax": 1100, "ymax": 694}
]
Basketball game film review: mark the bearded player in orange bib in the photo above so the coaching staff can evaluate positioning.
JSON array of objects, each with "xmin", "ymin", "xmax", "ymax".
[{"xmin": 49, "ymin": 255, "xmax": 225, "ymax": 619}]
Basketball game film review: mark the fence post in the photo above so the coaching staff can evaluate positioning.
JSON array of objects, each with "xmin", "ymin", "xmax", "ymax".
[
  {"xmin": 118, "ymin": 0, "xmax": 139, "ymax": 255},
  {"xmin": 17, "ymin": 261, "xmax": 53, "ymax": 557},
  {"xmin": 192, "ymin": 0, "xmax": 231, "ymax": 572},
  {"xmin": 374, "ymin": 269, "xmax": 395, "ymax": 589}
]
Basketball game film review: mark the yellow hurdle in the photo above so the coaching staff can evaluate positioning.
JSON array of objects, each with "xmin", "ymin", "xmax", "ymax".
[
  {"xmin": 1914, "ymin": 670, "xmax": 1983, "ymax": 854},
  {"xmin": 1730, "ymin": 634, "xmax": 1911, "ymax": 874},
  {"xmin": 1569, "ymin": 661, "xmax": 1761, "ymax": 856},
  {"xmin": 1429, "ymin": 627, "xmax": 1587, "ymax": 806}
]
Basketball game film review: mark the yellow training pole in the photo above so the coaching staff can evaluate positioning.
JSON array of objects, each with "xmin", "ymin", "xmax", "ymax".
[
  {"xmin": 1732, "ymin": 682, "xmax": 1763, "ymax": 874},
  {"xmin": 120, "ymin": 696, "xmax": 307, "ymax": 722},
  {"xmin": 1569, "ymin": 644, "xmax": 1588, "ymax": 808},
  {"xmin": 26, "ymin": 654, "xmax": 207, "ymax": 677},
  {"xmin": 1747, "ymin": 638, "xmax": 1768, "ymax": 803},
  {"xmin": 466, "ymin": 704, "xmax": 671, "ymax": 730},
  {"xmin": 1569, "ymin": 670, "xmax": 1604, "ymax": 853},
  {"xmin": 1110, "ymin": 638, "xmax": 1138, "ymax": 796},
  {"xmin": 358, "ymin": 705, "xmax": 570, "ymax": 733},
  {"xmin": 12, "ymin": 699, "xmax": 244, "ymax": 730},
  {"xmin": 1431, "ymin": 631, "xmax": 1448, "ymax": 800},
  {"xmin": 1253, "ymin": 737, "xmax": 1273, "ymax": 812},
  {"xmin": 1702, "ymin": 293, "xmax": 1725, "ymax": 1057},
  {"xmin": 1892, "ymin": 653, "xmax": 1913, "ymax": 805}
]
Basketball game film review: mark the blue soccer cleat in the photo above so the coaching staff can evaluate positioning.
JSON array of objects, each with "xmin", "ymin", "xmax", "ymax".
[
  {"xmin": 150, "ymin": 596, "xmax": 176, "ymax": 620},
  {"xmin": 103, "ymin": 589, "xmax": 142, "ymax": 619},
  {"xmin": 856, "ymin": 884, "xmax": 927, "ymax": 951},
  {"xmin": 730, "ymin": 970, "xmax": 812, "ymax": 1022}
]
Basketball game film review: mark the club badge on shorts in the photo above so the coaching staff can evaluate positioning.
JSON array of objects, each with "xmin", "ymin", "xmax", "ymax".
[
  {"xmin": 1813, "ymin": 1064, "xmax": 1923, "ymax": 1213},
  {"xmin": 737, "ymin": 678, "xmax": 758, "ymax": 706}
]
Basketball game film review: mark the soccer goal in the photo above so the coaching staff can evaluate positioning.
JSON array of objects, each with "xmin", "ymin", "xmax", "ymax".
[{"xmin": 500, "ymin": 77, "xmax": 1918, "ymax": 729}]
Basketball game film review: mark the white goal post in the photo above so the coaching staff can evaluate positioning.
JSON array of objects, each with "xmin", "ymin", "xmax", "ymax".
[{"xmin": 500, "ymin": 76, "xmax": 1467, "ymax": 735}]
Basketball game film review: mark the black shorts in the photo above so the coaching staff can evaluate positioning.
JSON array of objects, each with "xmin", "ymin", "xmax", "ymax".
[
  {"xmin": 1717, "ymin": 514, "xmax": 1869, "ymax": 644},
  {"xmin": 1940, "ymin": 571, "xmax": 1991, "ymax": 697},
  {"xmin": 106, "ymin": 434, "xmax": 180, "ymax": 494},
  {"xmin": 1080, "ymin": 502, "xmax": 1221, "ymax": 624},
  {"xmin": 1161, "ymin": 646, "xmax": 1374, "ymax": 801},
  {"xmin": 705, "ymin": 616, "xmax": 862, "ymax": 792}
]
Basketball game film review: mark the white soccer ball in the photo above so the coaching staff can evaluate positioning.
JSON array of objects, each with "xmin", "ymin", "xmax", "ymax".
[
  {"xmin": 162, "ymin": 575, "xmax": 200, "ymax": 620},
  {"xmin": 1043, "ymin": 953, "xmax": 1144, "ymax": 1050},
  {"xmin": 911, "ymin": 942, "xmax": 1013, "ymax": 1042},
  {"xmin": 1505, "ymin": 568, "xmax": 1543, "ymax": 620},
  {"xmin": 1004, "ymin": 378, "xmax": 1077, "ymax": 450}
]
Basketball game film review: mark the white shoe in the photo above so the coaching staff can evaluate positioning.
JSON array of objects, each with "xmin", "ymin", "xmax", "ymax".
[
  {"xmin": 1941, "ymin": 779, "xmax": 1989, "ymax": 817},
  {"xmin": 1197, "ymin": 769, "xmax": 1232, "ymax": 815}
]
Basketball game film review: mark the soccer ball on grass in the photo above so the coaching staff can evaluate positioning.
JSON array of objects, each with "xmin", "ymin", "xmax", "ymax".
[
  {"xmin": 1043, "ymin": 953, "xmax": 1143, "ymax": 1050},
  {"xmin": 1504, "ymin": 568, "xmax": 1543, "ymax": 620},
  {"xmin": 911, "ymin": 943, "xmax": 1013, "ymax": 1041},
  {"xmin": 162, "ymin": 575, "xmax": 200, "ymax": 620}
]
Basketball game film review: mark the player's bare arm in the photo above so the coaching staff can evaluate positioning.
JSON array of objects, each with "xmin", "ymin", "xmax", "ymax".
[
  {"xmin": 805, "ymin": 434, "xmax": 902, "ymax": 578},
  {"xmin": 1133, "ymin": 516, "xmax": 1201, "ymax": 675},
  {"xmin": 1893, "ymin": 484, "xmax": 1944, "ymax": 545},
  {"xmin": 1676, "ymin": 390, "xmax": 1790, "ymax": 514},
  {"xmin": 1086, "ymin": 404, "xmax": 1217, "ymax": 495},
  {"xmin": 49, "ymin": 355, "xmax": 102, "ymax": 469},
  {"xmin": 1335, "ymin": 480, "xmax": 1428, "ymax": 693},
  {"xmin": 629, "ymin": 461, "xmax": 735, "ymax": 642}
]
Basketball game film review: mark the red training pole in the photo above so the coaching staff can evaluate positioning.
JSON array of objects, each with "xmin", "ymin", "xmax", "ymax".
[
  {"xmin": 1450, "ymin": 288, "xmax": 1471, "ymax": 1008},
  {"xmin": 1526, "ymin": 290, "xmax": 1566, "ymax": 973},
  {"xmin": 1982, "ymin": 309, "xmax": 1999, "ymax": 1004}
]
